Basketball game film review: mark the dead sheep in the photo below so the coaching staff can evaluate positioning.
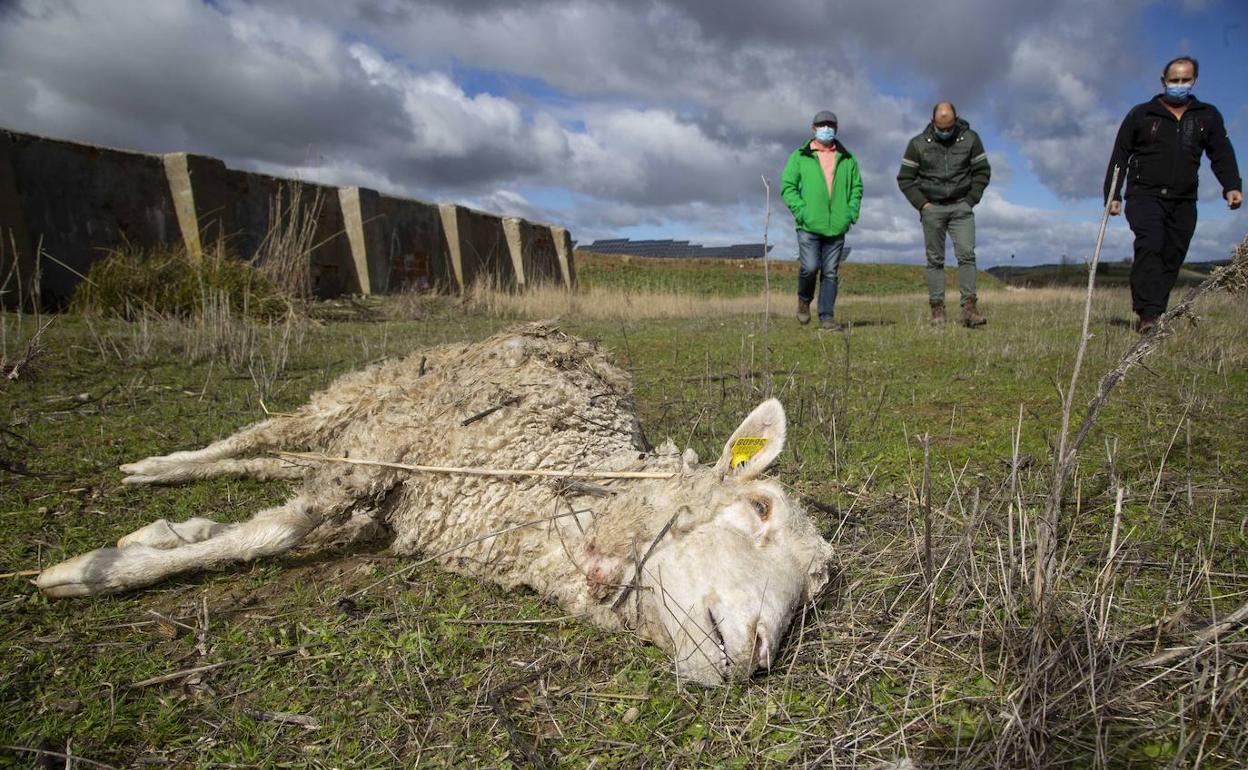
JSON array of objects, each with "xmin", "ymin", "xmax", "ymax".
[{"xmin": 37, "ymin": 322, "xmax": 835, "ymax": 685}]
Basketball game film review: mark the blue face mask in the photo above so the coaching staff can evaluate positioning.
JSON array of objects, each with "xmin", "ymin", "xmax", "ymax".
[
  {"xmin": 1163, "ymin": 84, "xmax": 1192, "ymax": 103},
  {"xmin": 814, "ymin": 126, "xmax": 836, "ymax": 143},
  {"xmin": 933, "ymin": 126, "xmax": 955, "ymax": 140}
]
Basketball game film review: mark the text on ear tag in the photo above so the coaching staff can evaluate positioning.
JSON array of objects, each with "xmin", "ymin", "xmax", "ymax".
[{"xmin": 730, "ymin": 437, "xmax": 768, "ymax": 469}]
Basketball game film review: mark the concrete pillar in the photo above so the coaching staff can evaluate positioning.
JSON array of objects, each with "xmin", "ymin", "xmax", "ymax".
[
  {"xmin": 0, "ymin": 131, "xmax": 35, "ymax": 309},
  {"xmin": 438, "ymin": 203, "xmax": 465, "ymax": 291},
  {"xmin": 551, "ymin": 225, "xmax": 576, "ymax": 289},
  {"xmin": 501, "ymin": 216, "xmax": 527, "ymax": 289},
  {"xmin": 338, "ymin": 185, "xmax": 389, "ymax": 295},
  {"xmin": 163, "ymin": 152, "xmax": 231, "ymax": 258}
]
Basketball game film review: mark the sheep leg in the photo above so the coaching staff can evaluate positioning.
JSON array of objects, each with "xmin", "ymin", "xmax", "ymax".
[
  {"xmin": 120, "ymin": 418, "xmax": 306, "ymax": 483},
  {"xmin": 121, "ymin": 457, "xmax": 305, "ymax": 485},
  {"xmin": 116, "ymin": 517, "xmax": 235, "ymax": 549},
  {"xmin": 36, "ymin": 494, "xmax": 324, "ymax": 598}
]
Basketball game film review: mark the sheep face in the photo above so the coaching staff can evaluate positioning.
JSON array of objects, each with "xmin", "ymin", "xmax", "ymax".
[{"xmin": 628, "ymin": 400, "xmax": 834, "ymax": 685}]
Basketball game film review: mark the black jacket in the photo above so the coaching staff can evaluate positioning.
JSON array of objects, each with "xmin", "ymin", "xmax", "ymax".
[
  {"xmin": 896, "ymin": 118, "xmax": 991, "ymax": 211},
  {"xmin": 1104, "ymin": 95, "xmax": 1242, "ymax": 202}
]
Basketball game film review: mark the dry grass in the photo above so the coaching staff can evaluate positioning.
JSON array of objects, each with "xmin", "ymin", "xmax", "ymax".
[
  {"xmin": 254, "ymin": 181, "xmax": 325, "ymax": 301},
  {"xmin": 466, "ymin": 280, "xmax": 1131, "ymax": 322},
  {"xmin": 4, "ymin": 237, "xmax": 1247, "ymax": 768}
]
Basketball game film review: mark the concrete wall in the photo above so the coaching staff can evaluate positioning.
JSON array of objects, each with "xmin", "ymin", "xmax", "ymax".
[
  {"xmin": 0, "ymin": 127, "xmax": 576, "ymax": 306},
  {"xmin": 440, "ymin": 204, "xmax": 513, "ymax": 290},
  {"xmin": 373, "ymin": 193, "xmax": 456, "ymax": 292},
  {"xmin": 2, "ymin": 129, "xmax": 182, "ymax": 306},
  {"xmin": 222, "ymin": 170, "xmax": 356, "ymax": 299}
]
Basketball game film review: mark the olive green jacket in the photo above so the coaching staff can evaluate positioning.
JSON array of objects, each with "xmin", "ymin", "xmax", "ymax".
[{"xmin": 896, "ymin": 119, "xmax": 991, "ymax": 211}]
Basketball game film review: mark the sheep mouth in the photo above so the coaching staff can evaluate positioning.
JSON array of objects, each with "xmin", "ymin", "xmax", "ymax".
[{"xmin": 705, "ymin": 607, "xmax": 732, "ymax": 675}]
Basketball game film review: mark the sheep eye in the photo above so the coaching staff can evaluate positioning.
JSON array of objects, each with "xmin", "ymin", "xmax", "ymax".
[{"xmin": 749, "ymin": 496, "xmax": 771, "ymax": 520}]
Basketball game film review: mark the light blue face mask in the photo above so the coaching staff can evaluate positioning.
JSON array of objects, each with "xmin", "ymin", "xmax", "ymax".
[
  {"xmin": 933, "ymin": 126, "xmax": 955, "ymax": 140},
  {"xmin": 814, "ymin": 126, "xmax": 836, "ymax": 143},
  {"xmin": 1163, "ymin": 84, "xmax": 1192, "ymax": 103}
]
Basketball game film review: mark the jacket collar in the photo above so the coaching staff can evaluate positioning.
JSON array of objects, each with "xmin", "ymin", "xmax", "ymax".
[
  {"xmin": 924, "ymin": 117, "xmax": 970, "ymax": 142},
  {"xmin": 800, "ymin": 139, "xmax": 853, "ymax": 158},
  {"xmin": 1143, "ymin": 95, "xmax": 1209, "ymax": 116}
]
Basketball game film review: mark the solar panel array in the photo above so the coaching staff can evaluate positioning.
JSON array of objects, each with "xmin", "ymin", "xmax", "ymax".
[{"xmin": 576, "ymin": 238, "xmax": 772, "ymax": 259}]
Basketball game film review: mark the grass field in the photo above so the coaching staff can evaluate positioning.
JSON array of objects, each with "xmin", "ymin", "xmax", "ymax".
[
  {"xmin": 2, "ymin": 255, "xmax": 1247, "ymax": 768},
  {"xmin": 574, "ymin": 251, "xmax": 1005, "ymax": 298}
]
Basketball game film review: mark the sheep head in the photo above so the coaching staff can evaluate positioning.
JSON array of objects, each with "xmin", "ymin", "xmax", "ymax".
[{"xmin": 587, "ymin": 399, "xmax": 835, "ymax": 685}]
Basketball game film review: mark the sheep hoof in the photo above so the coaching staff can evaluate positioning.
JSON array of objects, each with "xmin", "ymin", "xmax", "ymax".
[{"xmin": 36, "ymin": 547, "xmax": 130, "ymax": 597}]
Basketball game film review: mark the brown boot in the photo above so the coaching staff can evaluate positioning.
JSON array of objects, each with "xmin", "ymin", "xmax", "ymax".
[
  {"xmin": 797, "ymin": 298, "xmax": 811, "ymax": 325},
  {"xmin": 929, "ymin": 302, "xmax": 946, "ymax": 326},
  {"xmin": 961, "ymin": 297, "xmax": 987, "ymax": 327}
]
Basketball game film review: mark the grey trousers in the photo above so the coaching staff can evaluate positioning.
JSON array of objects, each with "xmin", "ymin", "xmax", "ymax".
[{"xmin": 921, "ymin": 201, "xmax": 977, "ymax": 305}]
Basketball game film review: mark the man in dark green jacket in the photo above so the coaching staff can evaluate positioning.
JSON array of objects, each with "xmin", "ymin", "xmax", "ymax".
[
  {"xmin": 897, "ymin": 102, "xmax": 991, "ymax": 326},
  {"xmin": 781, "ymin": 110, "xmax": 864, "ymax": 331}
]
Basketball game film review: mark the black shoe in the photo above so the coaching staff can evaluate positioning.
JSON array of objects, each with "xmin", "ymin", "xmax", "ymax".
[{"xmin": 1136, "ymin": 315, "xmax": 1158, "ymax": 334}]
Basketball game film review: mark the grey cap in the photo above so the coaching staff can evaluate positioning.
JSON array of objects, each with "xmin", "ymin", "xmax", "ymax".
[{"xmin": 812, "ymin": 110, "xmax": 838, "ymax": 126}]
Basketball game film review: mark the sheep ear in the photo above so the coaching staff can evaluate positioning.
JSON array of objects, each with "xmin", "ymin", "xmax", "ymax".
[{"xmin": 714, "ymin": 399, "xmax": 786, "ymax": 480}]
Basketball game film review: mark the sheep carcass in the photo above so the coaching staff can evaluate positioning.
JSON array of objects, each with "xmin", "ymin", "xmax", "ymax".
[{"xmin": 36, "ymin": 323, "xmax": 834, "ymax": 685}]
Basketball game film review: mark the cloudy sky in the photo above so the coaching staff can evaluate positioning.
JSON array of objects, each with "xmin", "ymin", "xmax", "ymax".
[{"xmin": 1, "ymin": 0, "xmax": 1245, "ymax": 266}]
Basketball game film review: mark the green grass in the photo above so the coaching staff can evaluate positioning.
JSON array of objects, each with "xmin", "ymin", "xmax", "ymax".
[
  {"xmin": 575, "ymin": 251, "xmax": 1004, "ymax": 297},
  {"xmin": 2, "ymin": 273, "xmax": 1247, "ymax": 767}
]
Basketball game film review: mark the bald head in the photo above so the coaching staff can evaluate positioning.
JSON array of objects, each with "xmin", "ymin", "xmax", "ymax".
[{"xmin": 932, "ymin": 102, "xmax": 957, "ymax": 131}]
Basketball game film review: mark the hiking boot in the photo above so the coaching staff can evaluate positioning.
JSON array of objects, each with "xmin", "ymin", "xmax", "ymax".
[
  {"xmin": 1136, "ymin": 315, "xmax": 1158, "ymax": 334},
  {"xmin": 961, "ymin": 297, "xmax": 987, "ymax": 328},
  {"xmin": 929, "ymin": 302, "xmax": 946, "ymax": 326},
  {"xmin": 797, "ymin": 298, "xmax": 811, "ymax": 325},
  {"xmin": 819, "ymin": 318, "xmax": 843, "ymax": 331}
]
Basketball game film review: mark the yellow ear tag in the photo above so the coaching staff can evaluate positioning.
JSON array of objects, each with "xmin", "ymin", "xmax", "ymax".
[{"xmin": 730, "ymin": 437, "xmax": 768, "ymax": 469}]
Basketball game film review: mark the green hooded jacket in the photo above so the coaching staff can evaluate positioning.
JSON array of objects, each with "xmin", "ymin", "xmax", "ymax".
[{"xmin": 780, "ymin": 141, "xmax": 864, "ymax": 237}]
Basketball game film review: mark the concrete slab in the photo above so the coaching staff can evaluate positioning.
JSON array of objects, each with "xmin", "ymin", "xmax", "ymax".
[
  {"xmin": 339, "ymin": 186, "xmax": 388, "ymax": 294},
  {"xmin": 550, "ymin": 225, "xmax": 577, "ymax": 289},
  {"xmin": 163, "ymin": 152, "xmax": 231, "ymax": 258},
  {"xmin": 378, "ymin": 195, "xmax": 454, "ymax": 291}
]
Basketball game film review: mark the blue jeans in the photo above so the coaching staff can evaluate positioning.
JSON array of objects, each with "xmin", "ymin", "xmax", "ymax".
[{"xmin": 796, "ymin": 230, "xmax": 844, "ymax": 320}]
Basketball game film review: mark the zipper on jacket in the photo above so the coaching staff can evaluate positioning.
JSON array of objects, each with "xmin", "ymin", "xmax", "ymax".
[{"xmin": 1168, "ymin": 112, "xmax": 1182, "ymax": 194}]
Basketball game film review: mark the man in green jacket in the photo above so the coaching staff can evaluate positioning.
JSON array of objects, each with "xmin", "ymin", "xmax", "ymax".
[
  {"xmin": 897, "ymin": 102, "xmax": 991, "ymax": 327},
  {"xmin": 781, "ymin": 110, "xmax": 864, "ymax": 331}
]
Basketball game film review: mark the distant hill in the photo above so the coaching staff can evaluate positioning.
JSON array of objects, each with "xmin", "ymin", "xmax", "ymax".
[{"xmin": 986, "ymin": 260, "xmax": 1229, "ymax": 288}]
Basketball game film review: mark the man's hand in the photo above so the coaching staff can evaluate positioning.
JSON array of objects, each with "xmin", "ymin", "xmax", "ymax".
[
  {"xmin": 1109, "ymin": 200, "xmax": 1121, "ymax": 216},
  {"xmin": 1228, "ymin": 190, "xmax": 1243, "ymax": 210},
  {"xmin": 921, "ymin": 202, "xmax": 932, "ymax": 210}
]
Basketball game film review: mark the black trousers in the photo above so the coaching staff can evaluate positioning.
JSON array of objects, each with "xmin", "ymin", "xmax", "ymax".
[{"xmin": 1124, "ymin": 195, "xmax": 1197, "ymax": 318}]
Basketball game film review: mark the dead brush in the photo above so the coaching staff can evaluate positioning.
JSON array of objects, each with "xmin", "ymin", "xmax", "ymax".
[
  {"xmin": 253, "ymin": 181, "xmax": 324, "ymax": 302},
  {"xmin": 0, "ymin": 231, "xmax": 51, "ymax": 384},
  {"xmin": 751, "ymin": 233, "xmax": 1248, "ymax": 768}
]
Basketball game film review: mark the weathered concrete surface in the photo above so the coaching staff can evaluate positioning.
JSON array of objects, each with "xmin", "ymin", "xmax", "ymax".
[
  {"xmin": 377, "ymin": 195, "xmax": 455, "ymax": 291},
  {"xmin": 439, "ymin": 204, "xmax": 514, "ymax": 291},
  {"xmin": 339, "ymin": 186, "xmax": 386, "ymax": 294},
  {"xmin": 223, "ymin": 170, "xmax": 352, "ymax": 298},
  {"xmin": 520, "ymin": 218, "xmax": 564, "ymax": 287},
  {"xmin": 4, "ymin": 130, "xmax": 180, "ymax": 306},
  {"xmin": 551, "ymin": 225, "xmax": 577, "ymax": 289},
  {"xmin": 0, "ymin": 131, "xmax": 36, "ymax": 308},
  {"xmin": 163, "ymin": 153, "xmax": 231, "ymax": 259},
  {"xmin": 457, "ymin": 207, "xmax": 513, "ymax": 289}
]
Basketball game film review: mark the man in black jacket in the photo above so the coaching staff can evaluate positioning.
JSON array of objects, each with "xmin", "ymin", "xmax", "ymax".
[{"xmin": 1105, "ymin": 56, "xmax": 1242, "ymax": 333}]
